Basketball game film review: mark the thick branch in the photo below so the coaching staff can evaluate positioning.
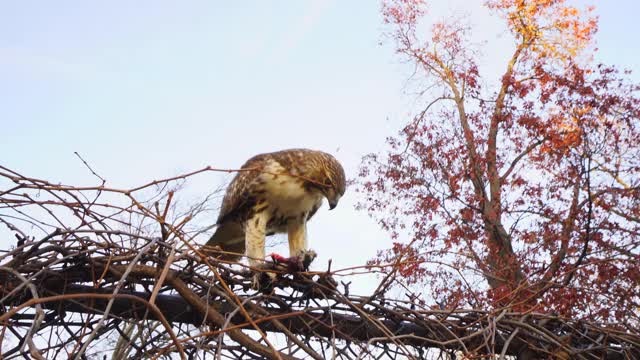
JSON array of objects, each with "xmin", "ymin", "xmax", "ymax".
[{"xmin": 2, "ymin": 259, "xmax": 637, "ymax": 360}]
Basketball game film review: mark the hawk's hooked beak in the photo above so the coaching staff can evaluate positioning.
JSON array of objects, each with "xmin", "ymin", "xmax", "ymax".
[
  {"xmin": 327, "ymin": 193, "xmax": 341, "ymax": 210},
  {"xmin": 323, "ymin": 187, "xmax": 341, "ymax": 210}
]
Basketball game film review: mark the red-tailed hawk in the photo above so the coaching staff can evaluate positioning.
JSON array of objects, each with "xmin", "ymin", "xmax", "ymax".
[{"xmin": 204, "ymin": 148, "xmax": 346, "ymax": 274}]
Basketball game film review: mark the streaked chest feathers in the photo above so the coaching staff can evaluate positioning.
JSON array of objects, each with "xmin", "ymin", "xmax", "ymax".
[{"xmin": 256, "ymin": 160, "xmax": 323, "ymax": 230}]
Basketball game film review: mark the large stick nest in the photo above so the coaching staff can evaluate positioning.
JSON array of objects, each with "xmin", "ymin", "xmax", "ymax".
[{"xmin": 0, "ymin": 164, "xmax": 638, "ymax": 359}]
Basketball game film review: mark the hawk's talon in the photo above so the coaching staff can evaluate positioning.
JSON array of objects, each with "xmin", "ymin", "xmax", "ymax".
[
  {"xmin": 251, "ymin": 269, "xmax": 277, "ymax": 291},
  {"xmin": 268, "ymin": 250, "xmax": 317, "ymax": 272},
  {"xmin": 300, "ymin": 249, "xmax": 317, "ymax": 271}
]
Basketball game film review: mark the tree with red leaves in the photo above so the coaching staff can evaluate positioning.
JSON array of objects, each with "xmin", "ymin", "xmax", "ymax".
[{"xmin": 359, "ymin": 0, "xmax": 639, "ymax": 325}]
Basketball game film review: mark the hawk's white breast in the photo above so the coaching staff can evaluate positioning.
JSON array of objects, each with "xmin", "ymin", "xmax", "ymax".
[{"xmin": 259, "ymin": 159, "xmax": 323, "ymax": 218}]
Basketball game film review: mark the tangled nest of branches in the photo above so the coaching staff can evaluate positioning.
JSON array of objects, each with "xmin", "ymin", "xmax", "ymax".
[{"xmin": 0, "ymin": 164, "xmax": 638, "ymax": 359}]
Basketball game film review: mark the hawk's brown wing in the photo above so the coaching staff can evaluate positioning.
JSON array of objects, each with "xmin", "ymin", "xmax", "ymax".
[
  {"xmin": 204, "ymin": 154, "xmax": 266, "ymax": 259},
  {"xmin": 216, "ymin": 154, "xmax": 266, "ymax": 224}
]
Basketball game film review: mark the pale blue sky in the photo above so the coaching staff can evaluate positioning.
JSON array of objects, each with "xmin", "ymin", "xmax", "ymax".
[{"xmin": 1, "ymin": 1, "xmax": 638, "ymax": 294}]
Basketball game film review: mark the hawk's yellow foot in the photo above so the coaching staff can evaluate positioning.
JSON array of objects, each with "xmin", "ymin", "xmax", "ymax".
[
  {"xmin": 270, "ymin": 249, "xmax": 317, "ymax": 272},
  {"xmin": 250, "ymin": 266, "xmax": 277, "ymax": 291}
]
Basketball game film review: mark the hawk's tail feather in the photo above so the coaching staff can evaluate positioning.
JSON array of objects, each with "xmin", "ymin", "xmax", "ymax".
[{"xmin": 202, "ymin": 222, "xmax": 245, "ymax": 261}]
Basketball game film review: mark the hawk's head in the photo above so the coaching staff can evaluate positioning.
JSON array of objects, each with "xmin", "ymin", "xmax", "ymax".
[{"xmin": 318, "ymin": 153, "xmax": 346, "ymax": 210}]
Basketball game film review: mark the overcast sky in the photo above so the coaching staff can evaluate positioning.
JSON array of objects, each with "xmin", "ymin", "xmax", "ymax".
[{"xmin": 1, "ymin": 1, "xmax": 638, "ymax": 294}]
